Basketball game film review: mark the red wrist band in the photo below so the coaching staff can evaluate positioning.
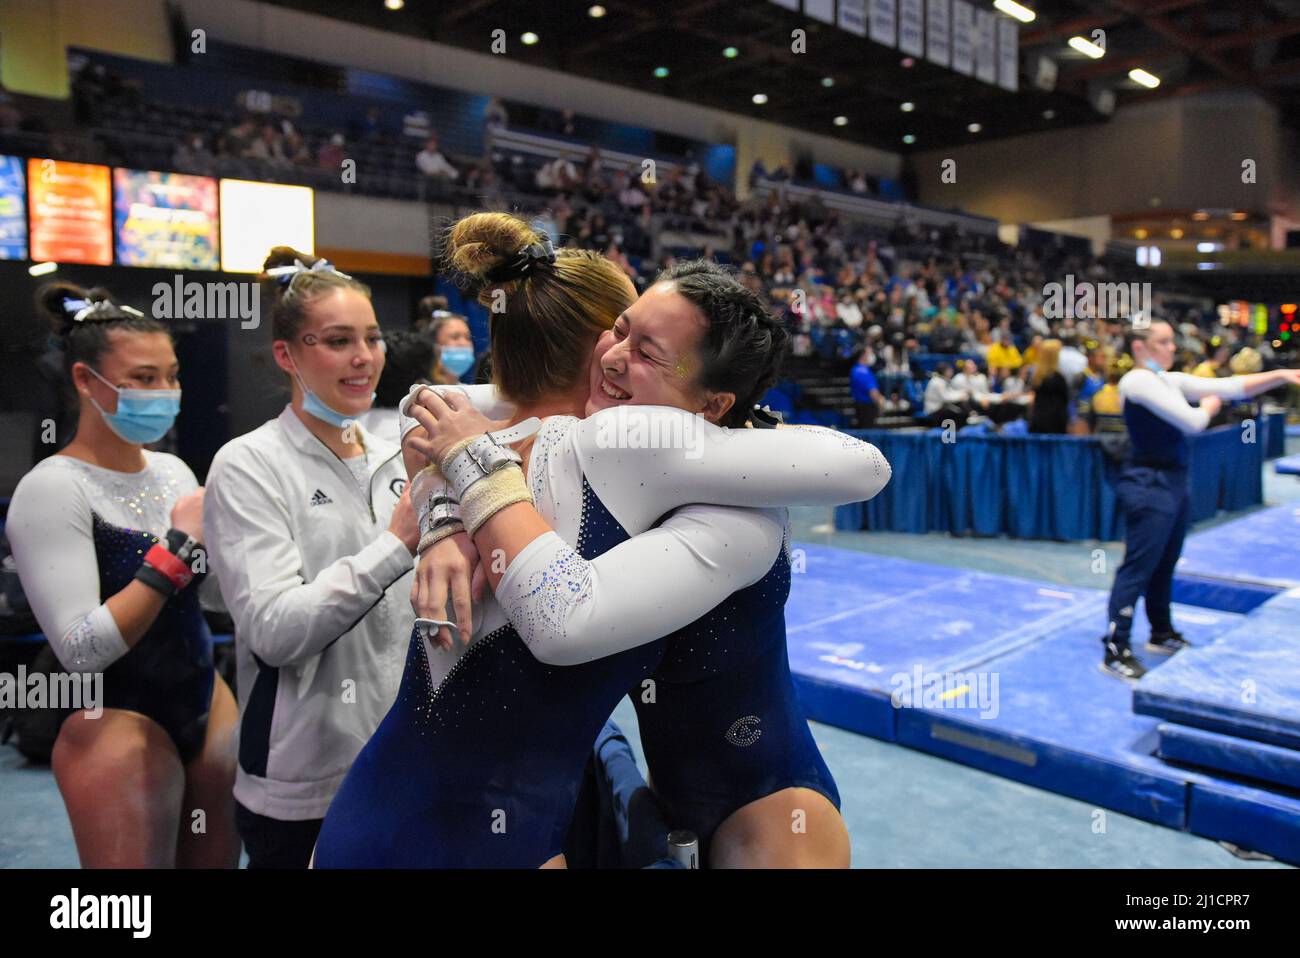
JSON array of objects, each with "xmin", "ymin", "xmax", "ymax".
[{"xmin": 144, "ymin": 543, "xmax": 194, "ymax": 591}]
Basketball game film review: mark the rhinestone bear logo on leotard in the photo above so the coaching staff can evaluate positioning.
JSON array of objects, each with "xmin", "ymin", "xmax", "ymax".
[{"xmin": 725, "ymin": 715, "xmax": 762, "ymax": 747}]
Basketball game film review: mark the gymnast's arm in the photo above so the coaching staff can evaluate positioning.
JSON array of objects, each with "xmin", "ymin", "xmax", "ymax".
[
  {"xmin": 204, "ymin": 447, "xmax": 412, "ymax": 668},
  {"xmin": 1167, "ymin": 368, "xmax": 1300, "ymax": 401},
  {"xmin": 6, "ymin": 468, "xmax": 167, "ymax": 673},
  {"xmin": 1119, "ymin": 369, "xmax": 1215, "ymax": 434},
  {"xmin": 493, "ymin": 505, "xmax": 784, "ymax": 665}
]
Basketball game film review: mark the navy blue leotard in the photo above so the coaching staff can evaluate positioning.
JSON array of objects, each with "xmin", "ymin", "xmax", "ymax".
[
  {"xmin": 633, "ymin": 534, "xmax": 839, "ymax": 857},
  {"xmin": 314, "ymin": 479, "xmax": 665, "ymax": 867}
]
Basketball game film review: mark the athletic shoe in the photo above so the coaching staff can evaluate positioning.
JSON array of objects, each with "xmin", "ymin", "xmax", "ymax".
[
  {"xmin": 1100, "ymin": 639, "xmax": 1147, "ymax": 682},
  {"xmin": 1146, "ymin": 630, "xmax": 1191, "ymax": 656}
]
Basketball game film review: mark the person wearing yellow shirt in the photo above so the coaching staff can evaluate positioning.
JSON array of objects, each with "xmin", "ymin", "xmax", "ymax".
[{"xmin": 986, "ymin": 329, "xmax": 1022, "ymax": 376}]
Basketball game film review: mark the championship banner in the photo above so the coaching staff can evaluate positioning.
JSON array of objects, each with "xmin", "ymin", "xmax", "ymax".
[
  {"xmin": 998, "ymin": 16, "xmax": 1019, "ymax": 92},
  {"xmin": 975, "ymin": 7, "xmax": 997, "ymax": 84},
  {"xmin": 869, "ymin": 0, "xmax": 897, "ymax": 48},
  {"xmin": 838, "ymin": 0, "xmax": 868, "ymax": 37},
  {"xmin": 951, "ymin": 1, "xmax": 974, "ymax": 76},
  {"xmin": 898, "ymin": 0, "xmax": 924, "ymax": 57},
  {"xmin": 926, "ymin": 0, "xmax": 951, "ymax": 67}
]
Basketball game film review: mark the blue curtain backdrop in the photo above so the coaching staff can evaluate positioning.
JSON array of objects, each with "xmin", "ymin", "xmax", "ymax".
[{"xmin": 834, "ymin": 425, "xmax": 1263, "ymax": 540}]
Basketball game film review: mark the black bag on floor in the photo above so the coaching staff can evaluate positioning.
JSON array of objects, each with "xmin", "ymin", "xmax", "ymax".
[{"xmin": 0, "ymin": 643, "xmax": 73, "ymax": 764}]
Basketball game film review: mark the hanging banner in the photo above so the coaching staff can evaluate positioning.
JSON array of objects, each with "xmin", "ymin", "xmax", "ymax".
[
  {"xmin": 975, "ymin": 8, "xmax": 997, "ymax": 84},
  {"xmin": 838, "ymin": 0, "xmax": 867, "ymax": 36},
  {"xmin": 869, "ymin": 0, "xmax": 897, "ymax": 48},
  {"xmin": 951, "ymin": 1, "xmax": 974, "ymax": 76},
  {"xmin": 898, "ymin": 0, "xmax": 924, "ymax": 56},
  {"xmin": 998, "ymin": 16, "xmax": 1019, "ymax": 91},
  {"xmin": 804, "ymin": 0, "xmax": 835, "ymax": 24},
  {"xmin": 926, "ymin": 0, "xmax": 951, "ymax": 67}
]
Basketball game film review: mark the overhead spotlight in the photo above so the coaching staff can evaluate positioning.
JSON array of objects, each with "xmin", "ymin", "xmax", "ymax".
[
  {"xmin": 821, "ymin": 77, "xmax": 835, "ymax": 87},
  {"xmin": 1230, "ymin": 211, "xmax": 1247, "ymax": 220},
  {"xmin": 1134, "ymin": 228, "xmax": 1148, "ymax": 240},
  {"xmin": 752, "ymin": 93, "xmax": 768, "ymax": 104},
  {"xmin": 1042, "ymin": 109, "xmax": 1056, "ymax": 119},
  {"xmin": 723, "ymin": 46, "xmax": 739, "ymax": 58},
  {"xmin": 833, "ymin": 116, "xmax": 848, "ymax": 126},
  {"xmin": 521, "ymin": 32, "xmax": 539, "ymax": 45},
  {"xmin": 901, "ymin": 57, "xmax": 915, "ymax": 68},
  {"xmin": 967, "ymin": 123, "xmax": 982, "ymax": 133},
  {"xmin": 902, "ymin": 134, "xmax": 916, "ymax": 144},
  {"xmin": 901, "ymin": 101, "xmax": 915, "ymax": 112},
  {"xmin": 654, "ymin": 66, "xmax": 670, "ymax": 78},
  {"xmin": 1129, "ymin": 68, "xmax": 1160, "ymax": 89},
  {"xmin": 384, "ymin": 0, "xmax": 403, "ymax": 9},
  {"xmin": 588, "ymin": 5, "xmax": 606, "ymax": 17},
  {"xmin": 1192, "ymin": 211, "xmax": 1209, "ymax": 221},
  {"xmin": 993, "ymin": 0, "xmax": 1036, "ymax": 24},
  {"xmin": 1170, "ymin": 228, "xmax": 1184, "ymax": 239},
  {"xmin": 1068, "ymin": 36, "xmax": 1105, "ymax": 59},
  {"xmin": 28, "ymin": 261, "xmax": 58, "ymax": 277}
]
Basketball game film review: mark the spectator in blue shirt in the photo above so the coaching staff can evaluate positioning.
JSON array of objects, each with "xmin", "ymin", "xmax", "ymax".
[{"xmin": 851, "ymin": 347, "xmax": 885, "ymax": 428}]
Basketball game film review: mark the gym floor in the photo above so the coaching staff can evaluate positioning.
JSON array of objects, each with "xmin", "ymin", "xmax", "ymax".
[{"xmin": 5, "ymin": 439, "xmax": 1296, "ymax": 869}]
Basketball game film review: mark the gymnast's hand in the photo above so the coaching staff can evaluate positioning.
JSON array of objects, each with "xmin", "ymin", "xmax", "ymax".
[
  {"xmin": 406, "ymin": 388, "xmax": 509, "ymax": 466},
  {"xmin": 411, "ymin": 531, "xmax": 485, "ymax": 650}
]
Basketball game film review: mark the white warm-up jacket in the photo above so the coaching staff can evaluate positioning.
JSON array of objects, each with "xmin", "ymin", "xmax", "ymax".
[{"xmin": 205, "ymin": 406, "xmax": 415, "ymax": 820}]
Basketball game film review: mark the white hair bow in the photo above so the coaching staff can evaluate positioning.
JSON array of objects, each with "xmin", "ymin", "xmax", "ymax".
[{"xmin": 265, "ymin": 257, "xmax": 353, "ymax": 285}]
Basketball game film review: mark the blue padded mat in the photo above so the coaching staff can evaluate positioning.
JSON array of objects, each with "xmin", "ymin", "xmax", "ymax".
[
  {"xmin": 1158, "ymin": 723, "xmax": 1300, "ymax": 792},
  {"xmin": 1276, "ymin": 455, "xmax": 1300, "ymax": 476},
  {"xmin": 1133, "ymin": 612, "xmax": 1300, "ymax": 751},
  {"xmin": 786, "ymin": 544, "xmax": 1296, "ymax": 859},
  {"xmin": 888, "ymin": 608, "xmax": 1242, "ymax": 828},
  {"xmin": 785, "ymin": 545, "xmax": 1104, "ymax": 741},
  {"xmin": 1172, "ymin": 501, "xmax": 1300, "ymax": 611},
  {"xmin": 1288, "ymin": 424, "xmax": 1300, "ymax": 438},
  {"xmin": 1187, "ymin": 779, "xmax": 1300, "ymax": 864}
]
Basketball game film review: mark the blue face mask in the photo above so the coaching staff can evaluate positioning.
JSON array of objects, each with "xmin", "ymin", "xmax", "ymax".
[
  {"xmin": 288, "ymin": 353, "xmax": 373, "ymax": 429},
  {"xmin": 1144, "ymin": 358, "xmax": 1164, "ymax": 373},
  {"xmin": 440, "ymin": 345, "xmax": 475, "ymax": 377},
  {"xmin": 86, "ymin": 366, "xmax": 181, "ymax": 444}
]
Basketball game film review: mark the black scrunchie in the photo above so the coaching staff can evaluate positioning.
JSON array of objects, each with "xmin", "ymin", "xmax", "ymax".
[{"xmin": 482, "ymin": 234, "xmax": 557, "ymax": 284}]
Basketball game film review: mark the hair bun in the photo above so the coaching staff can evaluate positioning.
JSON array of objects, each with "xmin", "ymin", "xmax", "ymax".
[
  {"xmin": 444, "ymin": 212, "xmax": 541, "ymax": 287},
  {"xmin": 257, "ymin": 246, "xmax": 320, "ymax": 283},
  {"xmin": 37, "ymin": 281, "xmax": 107, "ymax": 336}
]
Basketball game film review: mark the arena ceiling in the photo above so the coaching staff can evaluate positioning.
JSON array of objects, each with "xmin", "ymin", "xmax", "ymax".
[{"xmin": 258, "ymin": 0, "xmax": 1300, "ymax": 152}]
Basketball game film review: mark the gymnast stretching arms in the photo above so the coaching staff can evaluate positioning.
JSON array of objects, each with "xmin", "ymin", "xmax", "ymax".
[
  {"xmin": 7, "ymin": 284, "xmax": 238, "ymax": 868},
  {"xmin": 312, "ymin": 214, "xmax": 889, "ymax": 867}
]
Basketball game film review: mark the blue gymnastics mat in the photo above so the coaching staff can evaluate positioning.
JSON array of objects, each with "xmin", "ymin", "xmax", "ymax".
[
  {"xmin": 786, "ymin": 545, "xmax": 1300, "ymax": 862},
  {"xmin": 1187, "ymin": 779, "xmax": 1300, "ymax": 864},
  {"xmin": 1276, "ymin": 454, "xmax": 1300, "ymax": 476},
  {"xmin": 1133, "ymin": 607, "xmax": 1300, "ymax": 751},
  {"xmin": 1158, "ymin": 723, "xmax": 1300, "ymax": 792},
  {"xmin": 1171, "ymin": 502, "xmax": 1300, "ymax": 612},
  {"xmin": 1287, "ymin": 424, "xmax": 1300, "ymax": 438},
  {"xmin": 784, "ymin": 545, "xmax": 1106, "ymax": 741}
]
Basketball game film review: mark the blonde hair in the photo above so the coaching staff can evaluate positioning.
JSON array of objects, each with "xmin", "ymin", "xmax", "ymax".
[
  {"xmin": 445, "ymin": 212, "xmax": 633, "ymax": 404},
  {"xmin": 1032, "ymin": 339, "xmax": 1062, "ymax": 387}
]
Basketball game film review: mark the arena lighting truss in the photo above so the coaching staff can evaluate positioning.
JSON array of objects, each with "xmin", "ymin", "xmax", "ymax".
[{"xmin": 258, "ymin": 0, "xmax": 1300, "ymax": 149}]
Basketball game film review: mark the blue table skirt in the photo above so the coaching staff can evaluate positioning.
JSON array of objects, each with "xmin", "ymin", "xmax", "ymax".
[{"xmin": 835, "ymin": 424, "xmax": 1263, "ymax": 540}]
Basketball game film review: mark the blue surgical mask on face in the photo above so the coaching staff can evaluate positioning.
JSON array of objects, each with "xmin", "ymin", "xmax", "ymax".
[
  {"xmin": 1144, "ymin": 358, "xmax": 1164, "ymax": 373},
  {"xmin": 287, "ymin": 352, "xmax": 372, "ymax": 429},
  {"xmin": 440, "ymin": 345, "xmax": 474, "ymax": 377},
  {"xmin": 85, "ymin": 366, "xmax": 181, "ymax": 444}
]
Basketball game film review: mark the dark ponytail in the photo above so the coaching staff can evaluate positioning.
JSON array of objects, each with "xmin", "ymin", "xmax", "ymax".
[
  {"xmin": 655, "ymin": 259, "xmax": 790, "ymax": 428},
  {"xmin": 38, "ymin": 281, "xmax": 169, "ymax": 380}
]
